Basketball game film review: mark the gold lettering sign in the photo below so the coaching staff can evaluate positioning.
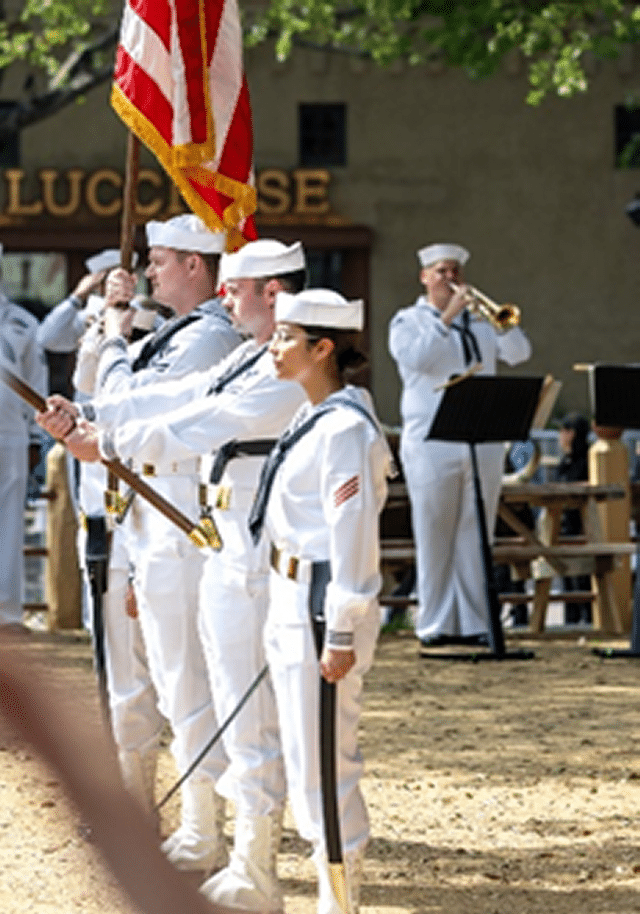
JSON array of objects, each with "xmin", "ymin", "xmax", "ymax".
[
  {"xmin": 292, "ymin": 168, "xmax": 330, "ymax": 216},
  {"xmin": 1, "ymin": 166, "xmax": 334, "ymax": 223},
  {"xmin": 135, "ymin": 168, "xmax": 164, "ymax": 219},
  {"xmin": 167, "ymin": 181, "xmax": 185, "ymax": 216},
  {"xmin": 86, "ymin": 169, "xmax": 123, "ymax": 217},
  {"xmin": 40, "ymin": 168, "xmax": 84, "ymax": 217},
  {"xmin": 256, "ymin": 169, "xmax": 291, "ymax": 216},
  {"xmin": 5, "ymin": 169, "xmax": 43, "ymax": 216}
]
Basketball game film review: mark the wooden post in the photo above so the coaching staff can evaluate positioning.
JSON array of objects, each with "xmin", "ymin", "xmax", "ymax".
[
  {"xmin": 45, "ymin": 443, "xmax": 82, "ymax": 630},
  {"xmin": 589, "ymin": 426, "xmax": 632, "ymax": 632}
]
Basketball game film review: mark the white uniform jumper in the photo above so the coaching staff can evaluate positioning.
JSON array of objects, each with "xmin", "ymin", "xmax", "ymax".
[
  {"xmin": 92, "ymin": 341, "xmax": 305, "ymax": 909},
  {"xmin": 87, "ymin": 298, "xmax": 242, "ymax": 869},
  {"xmin": 388, "ymin": 296, "xmax": 531, "ymax": 641},
  {"xmin": 257, "ymin": 386, "xmax": 392, "ymax": 914},
  {"xmin": 0, "ymin": 294, "xmax": 48, "ymax": 625},
  {"xmin": 94, "ymin": 343, "xmax": 304, "ymax": 811}
]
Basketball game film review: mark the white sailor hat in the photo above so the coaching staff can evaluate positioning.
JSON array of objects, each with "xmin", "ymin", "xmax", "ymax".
[
  {"xmin": 417, "ymin": 243, "xmax": 470, "ymax": 268},
  {"xmin": 275, "ymin": 288, "xmax": 364, "ymax": 331},
  {"xmin": 222, "ymin": 239, "xmax": 305, "ymax": 280},
  {"xmin": 146, "ymin": 214, "xmax": 226, "ymax": 253},
  {"xmin": 217, "ymin": 250, "xmax": 236, "ymax": 290},
  {"xmin": 84, "ymin": 249, "xmax": 138, "ymax": 274}
]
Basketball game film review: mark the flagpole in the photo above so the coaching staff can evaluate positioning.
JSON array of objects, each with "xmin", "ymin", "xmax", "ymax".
[
  {"xmin": 119, "ymin": 130, "xmax": 140, "ymax": 271},
  {"xmin": 104, "ymin": 129, "xmax": 140, "ymax": 536}
]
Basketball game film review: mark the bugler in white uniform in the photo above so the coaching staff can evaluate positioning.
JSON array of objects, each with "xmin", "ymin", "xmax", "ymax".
[{"xmin": 388, "ymin": 243, "xmax": 531, "ymax": 643}]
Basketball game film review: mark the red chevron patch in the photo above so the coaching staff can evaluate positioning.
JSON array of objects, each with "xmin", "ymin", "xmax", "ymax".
[{"xmin": 334, "ymin": 474, "xmax": 360, "ymax": 507}]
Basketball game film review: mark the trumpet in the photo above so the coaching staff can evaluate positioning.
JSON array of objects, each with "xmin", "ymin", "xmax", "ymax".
[{"xmin": 449, "ymin": 282, "xmax": 520, "ymax": 331}]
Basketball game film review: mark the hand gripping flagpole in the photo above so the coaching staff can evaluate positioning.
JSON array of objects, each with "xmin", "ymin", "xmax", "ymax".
[{"xmin": 0, "ymin": 367, "xmax": 222, "ymax": 551}]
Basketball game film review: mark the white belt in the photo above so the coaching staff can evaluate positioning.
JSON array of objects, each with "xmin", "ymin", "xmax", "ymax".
[
  {"xmin": 269, "ymin": 543, "xmax": 313, "ymax": 584},
  {"xmin": 130, "ymin": 457, "xmax": 202, "ymax": 477}
]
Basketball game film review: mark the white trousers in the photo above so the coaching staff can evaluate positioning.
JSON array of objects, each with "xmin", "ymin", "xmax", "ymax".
[
  {"xmin": 401, "ymin": 436, "xmax": 504, "ymax": 640},
  {"xmin": 198, "ymin": 553, "xmax": 286, "ymax": 818},
  {"xmin": 265, "ymin": 569, "xmax": 379, "ymax": 856},
  {"xmin": 0, "ymin": 441, "xmax": 27, "ymax": 625},
  {"xmin": 129, "ymin": 478, "xmax": 228, "ymax": 781},
  {"xmin": 78, "ymin": 517, "xmax": 163, "ymax": 754}
]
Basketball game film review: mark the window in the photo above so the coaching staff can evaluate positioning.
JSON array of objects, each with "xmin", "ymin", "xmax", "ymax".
[
  {"xmin": 0, "ymin": 102, "xmax": 20, "ymax": 167},
  {"xmin": 299, "ymin": 103, "xmax": 346, "ymax": 167},
  {"xmin": 305, "ymin": 249, "xmax": 344, "ymax": 290},
  {"xmin": 1, "ymin": 251, "xmax": 67, "ymax": 313},
  {"xmin": 614, "ymin": 105, "xmax": 640, "ymax": 168}
]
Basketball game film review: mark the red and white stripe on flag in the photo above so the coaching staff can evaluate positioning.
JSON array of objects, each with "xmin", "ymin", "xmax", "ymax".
[{"xmin": 111, "ymin": 0, "xmax": 257, "ymax": 249}]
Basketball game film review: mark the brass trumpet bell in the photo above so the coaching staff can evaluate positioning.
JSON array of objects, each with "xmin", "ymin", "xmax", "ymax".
[{"xmin": 451, "ymin": 282, "xmax": 520, "ymax": 331}]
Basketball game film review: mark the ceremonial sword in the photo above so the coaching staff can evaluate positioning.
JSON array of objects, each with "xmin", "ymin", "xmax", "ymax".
[
  {"xmin": 0, "ymin": 365, "xmax": 222, "ymax": 551},
  {"xmin": 309, "ymin": 561, "xmax": 354, "ymax": 914}
]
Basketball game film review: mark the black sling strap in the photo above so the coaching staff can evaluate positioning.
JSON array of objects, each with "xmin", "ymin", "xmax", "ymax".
[{"xmin": 131, "ymin": 311, "xmax": 202, "ymax": 371}]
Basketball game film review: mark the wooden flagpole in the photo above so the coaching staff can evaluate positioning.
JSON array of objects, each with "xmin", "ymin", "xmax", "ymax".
[
  {"xmin": 103, "ymin": 130, "xmax": 140, "ymax": 516},
  {"xmin": 120, "ymin": 131, "xmax": 140, "ymax": 271}
]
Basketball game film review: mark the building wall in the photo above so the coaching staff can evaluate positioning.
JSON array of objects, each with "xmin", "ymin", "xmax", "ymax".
[
  {"xmin": 2, "ymin": 39, "xmax": 640, "ymax": 425},
  {"xmin": 244, "ymin": 42, "xmax": 640, "ymax": 425}
]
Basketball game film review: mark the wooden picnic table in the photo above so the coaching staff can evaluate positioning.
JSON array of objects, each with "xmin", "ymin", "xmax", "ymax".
[{"xmin": 380, "ymin": 480, "xmax": 634, "ymax": 635}]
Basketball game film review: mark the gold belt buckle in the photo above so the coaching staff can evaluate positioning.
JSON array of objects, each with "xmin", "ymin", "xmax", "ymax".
[
  {"xmin": 215, "ymin": 485, "xmax": 231, "ymax": 511},
  {"xmin": 270, "ymin": 544, "xmax": 299, "ymax": 581},
  {"xmin": 286, "ymin": 555, "xmax": 299, "ymax": 580},
  {"xmin": 104, "ymin": 490, "xmax": 120, "ymax": 514}
]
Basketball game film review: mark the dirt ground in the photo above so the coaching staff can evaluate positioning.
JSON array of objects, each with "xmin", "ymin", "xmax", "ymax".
[{"xmin": 3, "ymin": 626, "xmax": 640, "ymax": 914}]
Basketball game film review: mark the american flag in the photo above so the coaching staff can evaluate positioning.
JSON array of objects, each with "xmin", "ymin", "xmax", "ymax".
[{"xmin": 111, "ymin": 0, "xmax": 258, "ymax": 249}]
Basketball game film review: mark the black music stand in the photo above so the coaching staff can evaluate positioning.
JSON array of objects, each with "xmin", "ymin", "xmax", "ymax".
[
  {"xmin": 423, "ymin": 374, "xmax": 544, "ymax": 661},
  {"xmin": 585, "ymin": 364, "xmax": 640, "ymax": 660}
]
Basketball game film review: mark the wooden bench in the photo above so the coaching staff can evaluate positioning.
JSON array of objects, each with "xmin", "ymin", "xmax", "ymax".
[{"xmin": 379, "ymin": 535, "xmax": 636, "ymax": 635}]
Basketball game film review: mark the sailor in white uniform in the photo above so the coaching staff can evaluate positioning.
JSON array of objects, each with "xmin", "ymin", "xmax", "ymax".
[
  {"xmin": 0, "ymin": 243, "xmax": 48, "ymax": 629},
  {"xmin": 36, "ymin": 248, "xmax": 140, "ymax": 634},
  {"xmin": 56, "ymin": 215, "xmax": 243, "ymax": 877},
  {"xmin": 72, "ymin": 292, "xmax": 166, "ymax": 828},
  {"xmin": 388, "ymin": 243, "xmax": 531, "ymax": 645},
  {"xmin": 250, "ymin": 289, "xmax": 393, "ymax": 914},
  {"xmin": 36, "ymin": 239, "xmax": 308, "ymax": 913}
]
